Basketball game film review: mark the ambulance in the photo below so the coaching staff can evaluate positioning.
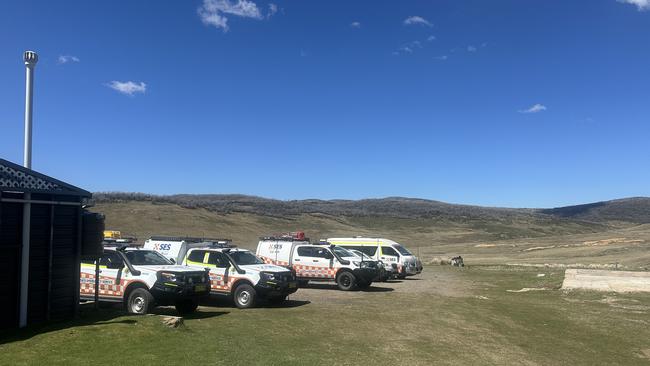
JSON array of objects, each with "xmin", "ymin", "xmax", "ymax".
[
  {"xmin": 144, "ymin": 236, "xmax": 299, "ymax": 308},
  {"xmin": 327, "ymin": 237, "xmax": 423, "ymax": 278},
  {"xmin": 256, "ymin": 232, "xmax": 379, "ymax": 291},
  {"xmin": 80, "ymin": 245, "xmax": 211, "ymax": 315}
]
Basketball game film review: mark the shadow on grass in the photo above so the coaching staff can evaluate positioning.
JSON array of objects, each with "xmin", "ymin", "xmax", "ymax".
[
  {"xmin": 303, "ymin": 283, "xmax": 394, "ymax": 292},
  {"xmin": 200, "ymin": 295, "xmax": 311, "ymax": 309},
  {"xmin": 0, "ymin": 302, "xmax": 228, "ymax": 345}
]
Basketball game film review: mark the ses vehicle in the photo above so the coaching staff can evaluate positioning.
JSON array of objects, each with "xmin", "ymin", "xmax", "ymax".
[
  {"xmin": 144, "ymin": 236, "xmax": 298, "ymax": 308},
  {"xmin": 327, "ymin": 237, "xmax": 423, "ymax": 278},
  {"xmin": 256, "ymin": 232, "xmax": 379, "ymax": 291},
  {"xmin": 80, "ymin": 245, "xmax": 211, "ymax": 315}
]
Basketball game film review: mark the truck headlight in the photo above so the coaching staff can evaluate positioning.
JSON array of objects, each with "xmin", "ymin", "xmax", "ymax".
[
  {"xmin": 159, "ymin": 272, "xmax": 180, "ymax": 282},
  {"xmin": 261, "ymin": 272, "xmax": 277, "ymax": 281}
]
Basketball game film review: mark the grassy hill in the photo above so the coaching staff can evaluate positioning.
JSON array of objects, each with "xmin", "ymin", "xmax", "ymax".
[{"xmin": 91, "ymin": 194, "xmax": 650, "ymax": 269}]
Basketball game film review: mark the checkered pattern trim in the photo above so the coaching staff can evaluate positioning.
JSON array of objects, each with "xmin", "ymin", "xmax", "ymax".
[
  {"xmin": 80, "ymin": 272, "xmax": 128, "ymax": 297},
  {"xmin": 209, "ymin": 274, "xmax": 241, "ymax": 293},
  {"xmin": 260, "ymin": 256, "xmax": 289, "ymax": 267},
  {"xmin": 293, "ymin": 264, "xmax": 337, "ymax": 278}
]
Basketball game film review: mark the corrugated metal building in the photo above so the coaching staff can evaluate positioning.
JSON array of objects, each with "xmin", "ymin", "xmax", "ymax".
[{"xmin": 0, "ymin": 158, "xmax": 91, "ymax": 329}]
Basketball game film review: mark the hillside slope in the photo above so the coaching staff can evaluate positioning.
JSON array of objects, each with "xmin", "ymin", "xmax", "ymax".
[
  {"xmin": 91, "ymin": 195, "xmax": 650, "ymax": 268},
  {"xmin": 540, "ymin": 197, "xmax": 650, "ymax": 223}
]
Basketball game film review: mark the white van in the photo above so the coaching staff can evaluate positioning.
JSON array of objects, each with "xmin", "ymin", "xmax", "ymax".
[
  {"xmin": 327, "ymin": 237, "xmax": 423, "ymax": 278},
  {"xmin": 144, "ymin": 236, "xmax": 298, "ymax": 308},
  {"xmin": 256, "ymin": 233, "xmax": 379, "ymax": 290}
]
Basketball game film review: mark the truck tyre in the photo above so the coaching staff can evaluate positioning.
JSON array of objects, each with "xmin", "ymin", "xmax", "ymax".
[
  {"xmin": 127, "ymin": 288, "xmax": 154, "ymax": 315},
  {"xmin": 175, "ymin": 299, "xmax": 199, "ymax": 314},
  {"xmin": 233, "ymin": 283, "xmax": 256, "ymax": 309},
  {"xmin": 336, "ymin": 271, "xmax": 357, "ymax": 291}
]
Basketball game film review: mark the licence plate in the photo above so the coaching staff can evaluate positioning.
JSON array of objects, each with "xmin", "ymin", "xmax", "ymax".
[
  {"xmin": 194, "ymin": 284, "xmax": 207, "ymax": 292},
  {"xmin": 288, "ymin": 282, "xmax": 297, "ymax": 289}
]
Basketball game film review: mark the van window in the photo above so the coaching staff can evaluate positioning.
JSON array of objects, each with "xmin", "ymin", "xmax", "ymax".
[
  {"xmin": 381, "ymin": 246, "xmax": 399, "ymax": 257},
  {"xmin": 187, "ymin": 250, "xmax": 206, "ymax": 264},
  {"xmin": 393, "ymin": 244, "xmax": 413, "ymax": 256},
  {"xmin": 207, "ymin": 252, "xmax": 230, "ymax": 268},
  {"xmin": 352, "ymin": 246, "xmax": 377, "ymax": 256}
]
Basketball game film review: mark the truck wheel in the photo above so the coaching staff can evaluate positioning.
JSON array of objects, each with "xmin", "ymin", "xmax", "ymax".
[
  {"xmin": 336, "ymin": 271, "xmax": 357, "ymax": 291},
  {"xmin": 233, "ymin": 284, "xmax": 256, "ymax": 309},
  {"xmin": 175, "ymin": 299, "xmax": 199, "ymax": 315},
  {"xmin": 127, "ymin": 288, "xmax": 154, "ymax": 315}
]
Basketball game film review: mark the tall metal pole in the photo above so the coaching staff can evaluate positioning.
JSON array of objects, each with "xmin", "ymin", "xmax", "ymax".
[
  {"xmin": 23, "ymin": 51, "xmax": 37, "ymax": 169},
  {"xmin": 19, "ymin": 50, "xmax": 38, "ymax": 328}
]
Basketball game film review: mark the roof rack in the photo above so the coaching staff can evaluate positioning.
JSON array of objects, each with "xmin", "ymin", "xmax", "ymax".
[
  {"xmin": 198, "ymin": 240, "xmax": 236, "ymax": 249},
  {"xmin": 260, "ymin": 231, "xmax": 309, "ymax": 242},
  {"xmin": 103, "ymin": 241, "xmax": 142, "ymax": 250},
  {"xmin": 148, "ymin": 235, "xmax": 231, "ymax": 243}
]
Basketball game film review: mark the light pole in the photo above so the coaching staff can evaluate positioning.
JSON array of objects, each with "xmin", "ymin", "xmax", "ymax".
[{"xmin": 19, "ymin": 50, "xmax": 38, "ymax": 328}]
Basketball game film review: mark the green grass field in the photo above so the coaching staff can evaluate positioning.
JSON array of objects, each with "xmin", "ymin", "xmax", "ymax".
[{"xmin": 2, "ymin": 266, "xmax": 649, "ymax": 365}]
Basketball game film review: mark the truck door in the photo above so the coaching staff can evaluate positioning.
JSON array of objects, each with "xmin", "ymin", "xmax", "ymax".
[
  {"xmin": 80, "ymin": 251, "xmax": 125, "ymax": 299},
  {"xmin": 206, "ymin": 251, "xmax": 234, "ymax": 293},
  {"xmin": 293, "ymin": 246, "xmax": 335, "ymax": 279}
]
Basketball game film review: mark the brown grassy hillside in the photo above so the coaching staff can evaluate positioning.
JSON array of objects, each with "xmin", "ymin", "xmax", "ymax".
[{"xmin": 92, "ymin": 200, "xmax": 650, "ymax": 269}]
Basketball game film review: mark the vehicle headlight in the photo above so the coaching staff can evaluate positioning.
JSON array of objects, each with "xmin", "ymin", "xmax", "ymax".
[
  {"xmin": 261, "ymin": 272, "xmax": 277, "ymax": 281},
  {"xmin": 159, "ymin": 272, "xmax": 180, "ymax": 282}
]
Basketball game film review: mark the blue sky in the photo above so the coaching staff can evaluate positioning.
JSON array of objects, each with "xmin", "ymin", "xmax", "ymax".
[{"xmin": 1, "ymin": 0, "xmax": 649, "ymax": 208}]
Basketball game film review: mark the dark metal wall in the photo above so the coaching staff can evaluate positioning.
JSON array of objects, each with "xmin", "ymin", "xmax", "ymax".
[
  {"xmin": 0, "ymin": 199, "xmax": 22, "ymax": 329},
  {"xmin": 0, "ymin": 193, "xmax": 82, "ymax": 330}
]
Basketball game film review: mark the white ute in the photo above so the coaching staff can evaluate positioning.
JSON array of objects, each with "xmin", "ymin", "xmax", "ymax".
[
  {"xmin": 256, "ymin": 232, "xmax": 380, "ymax": 290},
  {"xmin": 144, "ymin": 236, "xmax": 299, "ymax": 308},
  {"xmin": 80, "ymin": 245, "xmax": 211, "ymax": 315}
]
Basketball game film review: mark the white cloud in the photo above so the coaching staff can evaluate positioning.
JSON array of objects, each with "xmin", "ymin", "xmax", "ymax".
[
  {"xmin": 617, "ymin": 0, "xmax": 650, "ymax": 11},
  {"xmin": 403, "ymin": 16, "xmax": 432, "ymax": 27},
  {"xmin": 467, "ymin": 45, "xmax": 477, "ymax": 52},
  {"xmin": 427, "ymin": 35, "xmax": 436, "ymax": 41},
  {"xmin": 198, "ymin": 0, "xmax": 263, "ymax": 32},
  {"xmin": 267, "ymin": 3, "xmax": 278, "ymax": 18},
  {"xmin": 350, "ymin": 21, "xmax": 361, "ymax": 28},
  {"xmin": 434, "ymin": 55, "xmax": 448, "ymax": 61},
  {"xmin": 106, "ymin": 81, "xmax": 146, "ymax": 96},
  {"xmin": 300, "ymin": 50, "xmax": 307, "ymax": 57},
  {"xmin": 57, "ymin": 55, "xmax": 80, "ymax": 64},
  {"xmin": 519, "ymin": 103, "xmax": 547, "ymax": 113}
]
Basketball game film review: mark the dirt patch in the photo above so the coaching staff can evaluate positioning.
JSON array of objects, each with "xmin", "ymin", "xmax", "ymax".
[
  {"xmin": 506, "ymin": 287, "xmax": 549, "ymax": 293},
  {"xmin": 289, "ymin": 268, "xmax": 473, "ymax": 305},
  {"xmin": 582, "ymin": 238, "xmax": 644, "ymax": 246}
]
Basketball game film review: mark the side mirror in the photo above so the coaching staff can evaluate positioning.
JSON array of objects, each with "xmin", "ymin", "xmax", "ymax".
[{"xmin": 325, "ymin": 252, "xmax": 334, "ymax": 259}]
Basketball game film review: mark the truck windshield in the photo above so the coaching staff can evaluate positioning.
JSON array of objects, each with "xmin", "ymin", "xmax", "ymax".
[
  {"xmin": 230, "ymin": 251, "xmax": 264, "ymax": 265},
  {"xmin": 333, "ymin": 246, "xmax": 355, "ymax": 258},
  {"xmin": 394, "ymin": 244, "xmax": 413, "ymax": 256},
  {"xmin": 124, "ymin": 250, "xmax": 172, "ymax": 265}
]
